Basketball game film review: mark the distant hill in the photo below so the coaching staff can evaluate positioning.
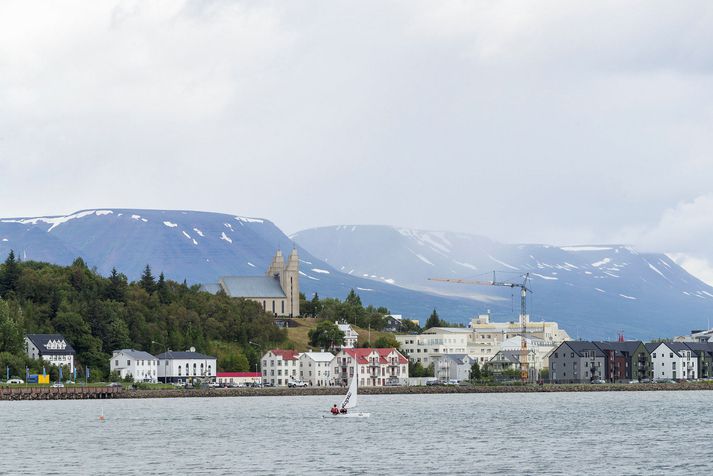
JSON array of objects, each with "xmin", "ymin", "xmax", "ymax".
[
  {"xmin": 292, "ymin": 225, "xmax": 713, "ymax": 339},
  {"xmin": 0, "ymin": 209, "xmax": 476, "ymax": 322}
]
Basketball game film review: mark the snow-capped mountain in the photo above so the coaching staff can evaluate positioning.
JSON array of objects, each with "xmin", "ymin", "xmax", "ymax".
[
  {"xmin": 0, "ymin": 209, "xmax": 477, "ymax": 321},
  {"xmin": 292, "ymin": 225, "xmax": 713, "ymax": 339}
]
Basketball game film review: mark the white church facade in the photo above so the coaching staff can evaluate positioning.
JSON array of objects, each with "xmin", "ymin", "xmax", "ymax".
[{"xmin": 202, "ymin": 249, "xmax": 300, "ymax": 317}]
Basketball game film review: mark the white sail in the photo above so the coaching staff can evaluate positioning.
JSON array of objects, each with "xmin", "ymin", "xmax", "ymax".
[{"xmin": 340, "ymin": 360, "xmax": 358, "ymax": 410}]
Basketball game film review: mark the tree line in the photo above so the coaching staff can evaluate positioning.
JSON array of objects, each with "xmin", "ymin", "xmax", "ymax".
[{"xmin": 0, "ymin": 251, "xmax": 286, "ymax": 380}]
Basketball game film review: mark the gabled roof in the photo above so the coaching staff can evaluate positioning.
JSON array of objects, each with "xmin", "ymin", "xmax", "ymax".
[
  {"xmin": 680, "ymin": 342, "xmax": 713, "ymax": 354},
  {"xmin": 156, "ymin": 351, "xmax": 216, "ymax": 360},
  {"xmin": 421, "ymin": 327, "xmax": 470, "ymax": 334},
  {"xmin": 594, "ymin": 341, "xmax": 645, "ymax": 356},
  {"xmin": 491, "ymin": 350, "xmax": 521, "ymax": 364},
  {"xmin": 269, "ymin": 349, "xmax": 300, "ymax": 361},
  {"xmin": 219, "ymin": 276, "xmax": 286, "ymax": 298},
  {"xmin": 440, "ymin": 354, "xmax": 473, "ymax": 364},
  {"xmin": 561, "ymin": 341, "xmax": 605, "ymax": 358},
  {"xmin": 301, "ymin": 352, "xmax": 335, "ymax": 362},
  {"xmin": 25, "ymin": 334, "xmax": 76, "ymax": 355},
  {"xmin": 341, "ymin": 348, "xmax": 408, "ymax": 365},
  {"xmin": 113, "ymin": 349, "xmax": 157, "ymax": 360}
]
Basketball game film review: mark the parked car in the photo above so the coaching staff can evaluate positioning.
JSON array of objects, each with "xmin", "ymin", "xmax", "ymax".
[
  {"xmin": 287, "ymin": 379, "xmax": 308, "ymax": 388},
  {"xmin": 425, "ymin": 379, "xmax": 440, "ymax": 386},
  {"xmin": 50, "ymin": 383, "xmax": 65, "ymax": 388},
  {"xmin": 207, "ymin": 382, "xmax": 220, "ymax": 388},
  {"xmin": 262, "ymin": 382, "xmax": 274, "ymax": 387},
  {"xmin": 445, "ymin": 379, "xmax": 461, "ymax": 386},
  {"xmin": 591, "ymin": 379, "xmax": 607, "ymax": 384},
  {"xmin": 7, "ymin": 378, "xmax": 24, "ymax": 384},
  {"xmin": 106, "ymin": 382, "xmax": 123, "ymax": 388}
]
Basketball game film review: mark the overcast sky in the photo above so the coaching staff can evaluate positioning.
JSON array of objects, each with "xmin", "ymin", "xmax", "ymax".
[{"xmin": 2, "ymin": 1, "xmax": 713, "ymax": 281}]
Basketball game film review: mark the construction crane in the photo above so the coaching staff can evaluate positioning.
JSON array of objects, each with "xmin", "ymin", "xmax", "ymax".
[{"xmin": 428, "ymin": 272, "xmax": 533, "ymax": 383}]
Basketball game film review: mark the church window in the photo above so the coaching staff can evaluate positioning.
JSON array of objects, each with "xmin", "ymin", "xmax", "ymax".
[{"xmin": 272, "ymin": 301, "xmax": 275, "ymax": 313}]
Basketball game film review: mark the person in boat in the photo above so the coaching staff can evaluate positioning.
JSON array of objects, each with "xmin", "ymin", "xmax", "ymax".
[
  {"xmin": 330, "ymin": 404, "xmax": 340, "ymax": 415},
  {"xmin": 339, "ymin": 407, "xmax": 347, "ymax": 414}
]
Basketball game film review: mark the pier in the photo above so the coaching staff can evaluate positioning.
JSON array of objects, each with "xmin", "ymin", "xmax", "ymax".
[{"xmin": 0, "ymin": 386, "xmax": 123, "ymax": 400}]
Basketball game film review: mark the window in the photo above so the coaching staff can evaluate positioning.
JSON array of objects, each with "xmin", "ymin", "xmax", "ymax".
[{"xmin": 127, "ymin": 360, "xmax": 131, "ymax": 366}]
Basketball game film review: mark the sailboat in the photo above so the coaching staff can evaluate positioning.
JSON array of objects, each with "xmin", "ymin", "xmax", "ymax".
[{"xmin": 324, "ymin": 360, "xmax": 370, "ymax": 418}]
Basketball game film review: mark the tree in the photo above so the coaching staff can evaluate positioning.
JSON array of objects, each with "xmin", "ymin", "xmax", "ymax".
[
  {"xmin": 470, "ymin": 361, "xmax": 481, "ymax": 381},
  {"xmin": 0, "ymin": 250, "xmax": 20, "ymax": 298},
  {"xmin": 139, "ymin": 265, "xmax": 156, "ymax": 294},
  {"xmin": 156, "ymin": 272, "xmax": 170, "ymax": 304},
  {"xmin": 106, "ymin": 268, "xmax": 128, "ymax": 302},
  {"xmin": 373, "ymin": 335, "xmax": 400, "ymax": 349},
  {"xmin": 425, "ymin": 309, "xmax": 442, "ymax": 330},
  {"xmin": 308, "ymin": 320, "xmax": 345, "ymax": 350},
  {"xmin": 0, "ymin": 300, "xmax": 23, "ymax": 354}
]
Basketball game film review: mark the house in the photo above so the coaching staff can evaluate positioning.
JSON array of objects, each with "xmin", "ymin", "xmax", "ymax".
[
  {"xmin": 548, "ymin": 341, "xmax": 606, "ymax": 383},
  {"xmin": 432, "ymin": 354, "xmax": 476, "ymax": 382},
  {"xmin": 396, "ymin": 327, "xmax": 470, "ymax": 367},
  {"xmin": 682, "ymin": 342, "xmax": 713, "ymax": 379},
  {"xmin": 157, "ymin": 349, "xmax": 217, "ymax": 383},
  {"xmin": 110, "ymin": 349, "xmax": 159, "ymax": 383},
  {"xmin": 593, "ymin": 341, "xmax": 651, "ymax": 382},
  {"xmin": 261, "ymin": 349, "xmax": 300, "ymax": 386},
  {"xmin": 24, "ymin": 334, "xmax": 76, "ymax": 374},
  {"xmin": 648, "ymin": 342, "xmax": 698, "ymax": 381},
  {"xmin": 216, "ymin": 372, "xmax": 262, "ymax": 386},
  {"xmin": 336, "ymin": 322, "xmax": 358, "ymax": 348},
  {"xmin": 383, "ymin": 315, "xmax": 403, "ymax": 333},
  {"xmin": 333, "ymin": 348, "xmax": 409, "ymax": 387},
  {"xmin": 298, "ymin": 352, "xmax": 336, "ymax": 386},
  {"xmin": 201, "ymin": 249, "xmax": 300, "ymax": 317}
]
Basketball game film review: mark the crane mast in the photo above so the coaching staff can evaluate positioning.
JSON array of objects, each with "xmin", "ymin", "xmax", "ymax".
[{"xmin": 428, "ymin": 272, "xmax": 532, "ymax": 383}]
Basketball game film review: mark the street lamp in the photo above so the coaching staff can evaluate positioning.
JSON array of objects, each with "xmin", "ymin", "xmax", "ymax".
[{"xmin": 249, "ymin": 341, "xmax": 263, "ymax": 383}]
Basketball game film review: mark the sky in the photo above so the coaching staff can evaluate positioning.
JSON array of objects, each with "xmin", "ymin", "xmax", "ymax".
[{"xmin": 2, "ymin": 1, "xmax": 713, "ymax": 282}]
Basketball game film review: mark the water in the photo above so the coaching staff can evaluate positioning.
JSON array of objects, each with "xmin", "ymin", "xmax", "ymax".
[{"xmin": 1, "ymin": 391, "xmax": 712, "ymax": 475}]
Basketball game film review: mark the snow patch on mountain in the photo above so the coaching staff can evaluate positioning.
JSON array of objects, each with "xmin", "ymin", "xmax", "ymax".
[
  {"xmin": 235, "ymin": 216, "xmax": 264, "ymax": 224},
  {"xmin": 592, "ymin": 258, "xmax": 611, "ymax": 267},
  {"xmin": 312, "ymin": 268, "xmax": 330, "ymax": 274},
  {"xmin": 2, "ymin": 210, "xmax": 114, "ymax": 232},
  {"xmin": 560, "ymin": 246, "xmax": 614, "ymax": 252},
  {"xmin": 219, "ymin": 232, "xmax": 232, "ymax": 244},
  {"xmin": 193, "ymin": 228, "xmax": 204, "ymax": 237},
  {"xmin": 619, "ymin": 294, "xmax": 637, "ymax": 300},
  {"xmin": 163, "ymin": 221, "xmax": 178, "ymax": 228}
]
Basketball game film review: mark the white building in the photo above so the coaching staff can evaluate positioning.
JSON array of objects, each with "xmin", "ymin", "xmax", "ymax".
[
  {"xmin": 299, "ymin": 352, "xmax": 336, "ymax": 386},
  {"xmin": 337, "ymin": 322, "xmax": 358, "ymax": 348},
  {"xmin": 157, "ymin": 349, "xmax": 217, "ymax": 383},
  {"xmin": 216, "ymin": 372, "xmax": 262, "ymax": 386},
  {"xmin": 333, "ymin": 348, "xmax": 409, "ymax": 387},
  {"xmin": 262, "ymin": 349, "xmax": 300, "ymax": 386},
  {"xmin": 397, "ymin": 327, "xmax": 470, "ymax": 367},
  {"xmin": 25, "ymin": 334, "xmax": 75, "ymax": 374},
  {"xmin": 649, "ymin": 342, "xmax": 698, "ymax": 381},
  {"xmin": 432, "ymin": 354, "xmax": 476, "ymax": 382},
  {"xmin": 110, "ymin": 349, "xmax": 159, "ymax": 383}
]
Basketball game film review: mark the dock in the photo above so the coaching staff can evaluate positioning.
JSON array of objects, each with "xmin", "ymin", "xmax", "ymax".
[{"xmin": 0, "ymin": 386, "xmax": 123, "ymax": 400}]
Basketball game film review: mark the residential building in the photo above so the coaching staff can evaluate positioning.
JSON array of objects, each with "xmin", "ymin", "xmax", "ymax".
[
  {"xmin": 498, "ymin": 335, "xmax": 553, "ymax": 379},
  {"xmin": 549, "ymin": 341, "xmax": 606, "ymax": 383},
  {"xmin": 157, "ymin": 349, "xmax": 217, "ymax": 383},
  {"xmin": 201, "ymin": 249, "xmax": 300, "ymax": 317},
  {"xmin": 333, "ymin": 348, "xmax": 409, "ymax": 387},
  {"xmin": 683, "ymin": 342, "xmax": 713, "ymax": 379},
  {"xmin": 261, "ymin": 349, "xmax": 300, "ymax": 386},
  {"xmin": 674, "ymin": 328, "xmax": 713, "ymax": 343},
  {"xmin": 383, "ymin": 315, "xmax": 403, "ymax": 333},
  {"xmin": 336, "ymin": 322, "xmax": 358, "ymax": 348},
  {"xmin": 24, "ymin": 334, "xmax": 75, "ymax": 374},
  {"xmin": 594, "ymin": 341, "xmax": 651, "ymax": 382},
  {"xmin": 488, "ymin": 350, "xmax": 522, "ymax": 375},
  {"xmin": 216, "ymin": 372, "xmax": 262, "ymax": 386},
  {"xmin": 110, "ymin": 349, "xmax": 159, "ymax": 383},
  {"xmin": 299, "ymin": 351, "xmax": 336, "ymax": 386},
  {"xmin": 396, "ymin": 327, "xmax": 470, "ymax": 367},
  {"xmin": 648, "ymin": 342, "xmax": 698, "ymax": 381},
  {"xmin": 432, "ymin": 354, "xmax": 476, "ymax": 382}
]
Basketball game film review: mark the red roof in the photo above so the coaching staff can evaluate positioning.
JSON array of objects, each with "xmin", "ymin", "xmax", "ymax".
[
  {"xmin": 341, "ymin": 348, "xmax": 407, "ymax": 365},
  {"xmin": 217, "ymin": 372, "xmax": 261, "ymax": 378},
  {"xmin": 270, "ymin": 349, "xmax": 300, "ymax": 361}
]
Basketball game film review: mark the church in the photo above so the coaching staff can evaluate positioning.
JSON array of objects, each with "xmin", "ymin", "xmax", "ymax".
[{"xmin": 202, "ymin": 249, "xmax": 300, "ymax": 317}]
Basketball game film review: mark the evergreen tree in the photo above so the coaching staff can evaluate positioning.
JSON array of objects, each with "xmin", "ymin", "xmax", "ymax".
[
  {"xmin": 156, "ymin": 272, "xmax": 170, "ymax": 304},
  {"xmin": 425, "ymin": 309, "xmax": 442, "ymax": 330},
  {"xmin": 0, "ymin": 250, "xmax": 20, "ymax": 298},
  {"xmin": 310, "ymin": 293, "xmax": 322, "ymax": 317},
  {"xmin": 139, "ymin": 265, "xmax": 156, "ymax": 294},
  {"xmin": 106, "ymin": 267, "xmax": 128, "ymax": 301},
  {"xmin": 470, "ymin": 361, "xmax": 481, "ymax": 381}
]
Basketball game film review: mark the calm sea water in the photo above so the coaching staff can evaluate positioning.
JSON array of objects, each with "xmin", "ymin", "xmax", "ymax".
[{"xmin": 1, "ymin": 391, "xmax": 712, "ymax": 475}]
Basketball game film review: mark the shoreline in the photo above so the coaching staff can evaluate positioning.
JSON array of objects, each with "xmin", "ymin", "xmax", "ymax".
[{"xmin": 121, "ymin": 381, "xmax": 713, "ymax": 399}]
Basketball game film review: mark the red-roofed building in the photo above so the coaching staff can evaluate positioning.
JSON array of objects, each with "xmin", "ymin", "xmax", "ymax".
[
  {"xmin": 262, "ymin": 349, "xmax": 301, "ymax": 386},
  {"xmin": 216, "ymin": 372, "xmax": 262, "ymax": 386},
  {"xmin": 334, "ymin": 348, "xmax": 409, "ymax": 386}
]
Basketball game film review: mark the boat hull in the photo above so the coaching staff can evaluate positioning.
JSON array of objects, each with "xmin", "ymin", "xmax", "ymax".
[{"xmin": 322, "ymin": 412, "xmax": 371, "ymax": 418}]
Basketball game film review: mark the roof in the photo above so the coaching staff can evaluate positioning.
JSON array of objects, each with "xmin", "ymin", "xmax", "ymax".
[
  {"xmin": 25, "ymin": 334, "xmax": 76, "ymax": 355},
  {"xmin": 200, "ymin": 283, "xmax": 223, "ymax": 294},
  {"xmin": 563, "ymin": 341, "xmax": 605, "ymax": 358},
  {"xmin": 593, "ymin": 341, "xmax": 645, "ymax": 355},
  {"xmin": 217, "ymin": 372, "xmax": 261, "ymax": 378},
  {"xmin": 269, "ymin": 349, "xmax": 300, "ymax": 361},
  {"xmin": 680, "ymin": 342, "xmax": 713, "ymax": 354},
  {"xmin": 341, "ymin": 348, "xmax": 408, "ymax": 365},
  {"xmin": 421, "ymin": 327, "xmax": 470, "ymax": 334},
  {"xmin": 301, "ymin": 352, "xmax": 335, "ymax": 362},
  {"xmin": 491, "ymin": 350, "xmax": 521, "ymax": 364},
  {"xmin": 113, "ymin": 349, "xmax": 157, "ymax": 360},
  {"xmin": 219, "ymin": 276, "xmax": 286, "ymax": 298},
  {"xmin": 156, "ymin": 351, "xmax": 216, "ymax": 360}
]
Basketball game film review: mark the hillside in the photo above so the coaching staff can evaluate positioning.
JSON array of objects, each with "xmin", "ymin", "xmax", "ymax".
[
  {"xmin": 292, "ymin": 225, "xmax": 713, "ymax": 339},
  {"xmin": 0, "ymin": 209, "xmax": 476, "ymax": 323}
]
